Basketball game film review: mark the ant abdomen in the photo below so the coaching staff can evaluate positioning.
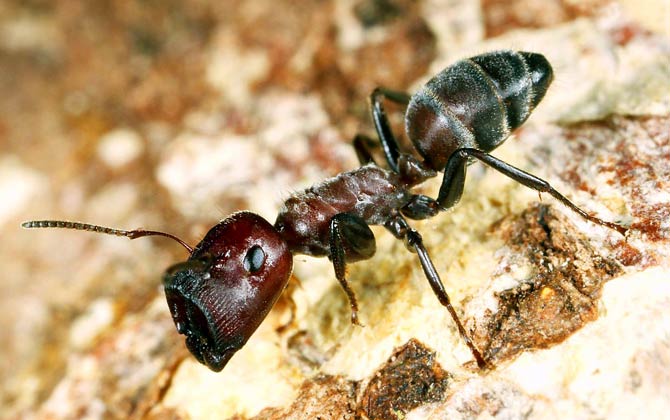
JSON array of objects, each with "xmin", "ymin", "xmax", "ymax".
[{"xmin": 405, "ymin": 50, "xmax": 553, "ymax": 171}]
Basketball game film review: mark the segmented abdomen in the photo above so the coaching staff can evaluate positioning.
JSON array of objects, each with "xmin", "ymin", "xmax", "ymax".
[{"xmin": 405, "ymin": 50, "xmax": 553, "ymax": 171}]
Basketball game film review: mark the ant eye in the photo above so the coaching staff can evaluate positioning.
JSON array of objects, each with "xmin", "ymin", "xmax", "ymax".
[{"xmin": 243, "ymin": 245, "xmax": 265, "ymax": 272}]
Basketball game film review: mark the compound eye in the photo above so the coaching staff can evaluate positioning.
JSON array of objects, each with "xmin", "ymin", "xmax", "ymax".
[{"xmin": 243, "ymin": 245, "xmax": 265, "ymax": 272}]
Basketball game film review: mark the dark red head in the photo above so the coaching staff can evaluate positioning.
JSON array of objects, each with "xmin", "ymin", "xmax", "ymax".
[{"xmin": 163, "ymin": 211, "xmax": 293, "ymax": 371}]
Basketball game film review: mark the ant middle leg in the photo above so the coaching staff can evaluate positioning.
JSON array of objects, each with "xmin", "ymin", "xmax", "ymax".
[
  {"xmin": 329, "ymin": 213, "xmax": 377, "ymax": 326},
  {"xmin": 436, "ymin": 148, "xmax": 628, "ymax": 235},
  {"xmin": 385, "ymin": 214, "xmax": 488, "ymax": 368},
  {"xmin": 401, "ymin": 194, "xmax": 440, "ymax": 220},
  {"xmin": 353, "ymin": 134, "xmax": 379, "ymax": 166}
]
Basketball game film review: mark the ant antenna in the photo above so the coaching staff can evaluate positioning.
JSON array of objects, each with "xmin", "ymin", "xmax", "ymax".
[{"xmin": 22, "ymin": 220, "xmax": 194, "ymax": 253}]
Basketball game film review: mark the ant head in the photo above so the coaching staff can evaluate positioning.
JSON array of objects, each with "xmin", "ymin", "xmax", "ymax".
[
  {"xmin": 163, "ymin": 211, "xmax": 292, "ymax": 371},
  {"xmin": 23, "ymin": 212, "xmax": 293, "ymax": 372}
]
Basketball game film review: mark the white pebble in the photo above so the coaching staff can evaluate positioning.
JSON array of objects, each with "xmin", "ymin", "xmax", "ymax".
[{"xmin": 97, "ymin": 128, "xmax": 144, "ymax": 168}]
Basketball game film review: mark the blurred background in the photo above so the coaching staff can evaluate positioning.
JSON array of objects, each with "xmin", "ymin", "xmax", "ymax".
[{"xmin": 1, "ymin": 0, "xmax": 669, "ymax": 418}]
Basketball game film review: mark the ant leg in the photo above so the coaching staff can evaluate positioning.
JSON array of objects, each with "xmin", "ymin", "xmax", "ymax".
[
  {"xmin": 329, "ymin": 213, "xmax": 377, "ymax": 326},
  {"xmin": 437, "ymin": 148, "xmax": 628, "ymax": 235},
  {"xmin": 353, "ymin": 134, "xmax": 378, "ymax": 166},
  {"xmin": 401, "ymin": 194, "xmax": 440, "ymax": 220},
  {"xmin": 354, "ymin": 132, "xmax": 436, "ymax": 186},
  {"xmin": 370, "ymin": 87, "xmax": 412, "ymax": 172},
  {"xmin": 366, "ymin": 88, "xmax": 436, "ymax": 185},
  {"xmin": 385, "ymin": 215, "xmax": 488, "ymax": 369}
]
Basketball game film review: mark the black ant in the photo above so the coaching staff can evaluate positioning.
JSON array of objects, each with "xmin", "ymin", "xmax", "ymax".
[{"xmin": 23, "ymin": 50, "xmax": 628, "ymax": 371}]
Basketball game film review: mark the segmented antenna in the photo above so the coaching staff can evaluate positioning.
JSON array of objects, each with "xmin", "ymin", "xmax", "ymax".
[{"xmin": 22, "ymin": 220, "xmax": 193, "ymax": 253}]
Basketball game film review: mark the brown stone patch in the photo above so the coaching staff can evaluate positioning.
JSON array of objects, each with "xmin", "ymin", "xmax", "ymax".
[
  {"xmin": 358, "ymin": 338, "xmax": 451, "ymax": 420},
  {"xmin": 480, "ymin": 204, "xmax": 622, "ymax": 364}
]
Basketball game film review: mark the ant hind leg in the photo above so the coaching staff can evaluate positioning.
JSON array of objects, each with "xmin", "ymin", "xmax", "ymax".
[
  {"xmin": 369, "ymin": 88, "xmax": 412, "ymax": 172},
  {"xmin": 436, "ymin": 148, "xmax": 628, "ymax": 235}
]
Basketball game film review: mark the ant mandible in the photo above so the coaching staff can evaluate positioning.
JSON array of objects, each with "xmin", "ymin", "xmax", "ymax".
[{"xmin": 23, "ymin": 50, "xmax": 628, "ymax": 371}]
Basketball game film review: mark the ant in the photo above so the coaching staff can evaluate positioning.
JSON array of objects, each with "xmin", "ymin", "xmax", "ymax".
[{"xmin": 23, "ymin": 50, "xmax": 628, "ymax": 371}]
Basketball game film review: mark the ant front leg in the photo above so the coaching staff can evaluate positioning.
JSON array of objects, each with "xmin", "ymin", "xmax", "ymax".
[
  {"xmin": 437, "ymin": 148, "xmax": 628, "ymax": 235},
  {"xmin": 385, "ymin": 214, "xmax": 488, "ymax": 369},
  {"xmin": 329, "ymin": 213, "xmax": 377, "ymax": 326}
]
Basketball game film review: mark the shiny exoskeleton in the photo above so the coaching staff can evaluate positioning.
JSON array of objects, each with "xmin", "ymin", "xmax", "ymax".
[{"xmin": 23, "ymin": 50, "xmax": 627, "ymax": 372}]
